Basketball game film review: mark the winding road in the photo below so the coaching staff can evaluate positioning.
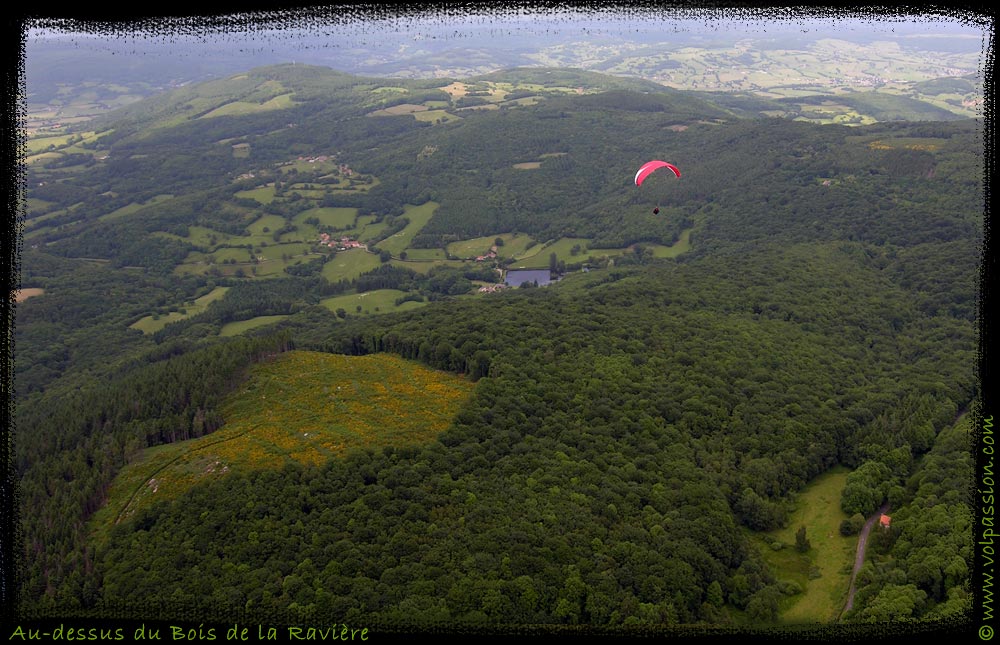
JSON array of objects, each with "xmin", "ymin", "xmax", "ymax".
[{"xmin": 840, "ymin": 501, "xmax": 890, "ymax": 619}]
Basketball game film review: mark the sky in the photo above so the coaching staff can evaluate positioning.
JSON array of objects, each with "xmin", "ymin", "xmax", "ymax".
[{"xmin": 25, "ymin": 5, "xmax": 989, "ymax": 50}]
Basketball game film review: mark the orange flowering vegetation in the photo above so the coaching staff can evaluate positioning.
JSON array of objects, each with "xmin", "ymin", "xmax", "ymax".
[{"xmin": 103, "ymin": 351, "xmax": 476, "ymax": 524}]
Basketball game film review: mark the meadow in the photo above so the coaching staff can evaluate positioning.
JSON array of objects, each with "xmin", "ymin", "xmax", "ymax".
[
  {"xmin": 89, "ymin": 351, "xmax": 476, "ymax": 535},
  {"xmin": 320, "ymin": 289, "xmax": 429, "ymax": 316},
  {"xmin": 752, "ymin": 466, "xmax": 856, "ymax": 624}
]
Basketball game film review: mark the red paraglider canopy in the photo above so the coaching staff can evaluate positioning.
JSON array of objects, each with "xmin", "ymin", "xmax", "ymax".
[{"xmin": 634, "ymin": 160, "xmax": 681, "ymax": 186}]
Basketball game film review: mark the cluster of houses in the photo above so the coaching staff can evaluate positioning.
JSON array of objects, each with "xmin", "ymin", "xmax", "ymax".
[
  {"xmin": 474, "ymin": 244, "xmax": 500, "ymax": 262},
  {"xmin": 290, "ymin": 155, "xmax": 355, "ymax": 177},
  {"xmin": 318, "ymin": 232, "xmax": 366, "ymax": 250}
]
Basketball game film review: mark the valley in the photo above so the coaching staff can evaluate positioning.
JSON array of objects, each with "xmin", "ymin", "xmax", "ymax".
[{"xmin": 11, "ymin": 13, "xmax": 986, "ymax": 635}]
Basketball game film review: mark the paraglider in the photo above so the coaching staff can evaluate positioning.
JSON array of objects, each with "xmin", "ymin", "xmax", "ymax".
[
  {"xmin": 635, "ymin": 160, "xmax": 680, "ymax": 214},
  {"xmin": 634, "ymin": 160, "xmax": 681, "ymax": 186}
]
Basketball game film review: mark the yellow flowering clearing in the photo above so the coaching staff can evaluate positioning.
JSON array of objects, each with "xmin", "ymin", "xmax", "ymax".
[{"xmin": 99, "ymin": 351, "xmax": 476, "ymax": 528}]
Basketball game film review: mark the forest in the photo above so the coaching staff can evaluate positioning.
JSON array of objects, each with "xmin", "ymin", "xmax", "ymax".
[{"xmin": 12, "ymin": 63, "xmax": 982, "ymax": 632}]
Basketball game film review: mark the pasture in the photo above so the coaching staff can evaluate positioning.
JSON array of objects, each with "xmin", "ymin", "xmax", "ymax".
[
  {"xmin": 235, "ymin": 185, "xmax": 276, "ymax": 204},
  {"xmin": 375, "ymin": 202, "xmax": 440, "ymax": 256},
  {"xmin": 321, "ymin": 248, "xmax": 383, "ymax": 283},
  {"xmin": 512, "ymin": 237, "xmax": 624, "ymax": 268},
  {"xmin": 320, "ymin": 289, "xmax": 428, "ymax": 316},
  {"xmin": 295, "ymin": 206, "xmax": 358, "ymax": 229}
]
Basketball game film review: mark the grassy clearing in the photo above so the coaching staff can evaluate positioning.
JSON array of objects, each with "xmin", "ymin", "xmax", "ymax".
[
  {"xmin": 513, "ymin": 237, "xmax": 625, "ymax": 268},
  {"xmin": 92, "ymin": 351, "xmax": 476, "ymax": 533},
  {"xmin": 413, "ymin": 110, "xmax": 462, "ymax": 124},
  {"xmin": 257, "ymin": 243, "xmax": 315, "ymax": 261},
  {"xmin": 647, "ymin": 228, "xmax": 693, "ymax": 258},
  {"xmin": 25, "ymin": 198, "xmax": 54, "ymax": 215},
  {"xmin": 26, "ymin": 133, "xmax": 79, "ymax": 153},
  {"xmin": 98, "ymin": 194, "xmax": 174, "ymax": 221},
  {"xmin": 367, "ymin": 103, "xmax": 429, "ymax": 117},
  {"xmin": 320, "ymin": 289, "xmax": 427, "ymax": 316},
  {"xmin": 177, "ymin": 247, "xmax": 252, "ymax": 266},
  {"xmin": 25, "ymin": 152, "xmax": 64, "ymax": 165},
  {"xmin": 376, "ymin": 202, "xmax": 439, "ymax": 256},
  {"xmin": 200, "ymin": 93, "xmax": 295, "ymax": 118},
  {"xmin": 440, "ymin": 82, "xmax": 469, "ymax": 98},
  {"xmin": 235, "ymin": 185, "xmax": 276, "ymax": 204},
  {"xmin": 401, "ymin": 248, "xmax": 448, "ymax": 261},
  {"xmin": 129, "ymin": 286, "xmax": 230, "ymax": 334},
  {"xmin": 219, "ymin": 315, "xmax": 290, "ymax": 337},
  {"xmin": 389, "ymin": 259, "xmax": 454, "ymax": 274},
  {"xmin": 321, "ymin": 248, "xmax": 383, "ymax": 283},
  {"xmin": 174, "ymin": 225, "xmax": 238, "ymax": 248},
  {"xmin": 295, "ymin": 206, "xmax": 358, "ymax": 229},
  {"xmin": 245, "ymin": 214, "xmax": 286, "ymax": 237},
  {"xmin": 357, "ymin": 217, "xmax": 388, "ymax": 242},
  {"xmin": 447, "ymin": 235, "xmax": 503, "ymax": 258},
  {"xmin": 752, "ymin": 465, "xmax": 855, "ymax": 624}
]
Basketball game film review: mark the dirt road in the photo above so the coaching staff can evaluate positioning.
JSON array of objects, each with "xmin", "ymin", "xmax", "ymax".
[{"xmin": 840, "ymin": 501, "xmax": 890, "ymax": 619}]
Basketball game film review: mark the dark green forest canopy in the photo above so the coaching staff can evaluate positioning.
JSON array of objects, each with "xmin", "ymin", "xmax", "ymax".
[
  {"xmin": 89, "ymin": 239, "xmax": 976, "ymax": 626},
  {"xmin": 15, "ymin": 64, "xmax": 981, "ymax": 627}
]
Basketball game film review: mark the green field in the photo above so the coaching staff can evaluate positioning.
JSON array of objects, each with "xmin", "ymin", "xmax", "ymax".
[
  {"xmin": 446, "ymin": 232, "xmax": 537, "ymax": 259},
  {"xmin": 320, "ymin": 289, "xmax": 428, "ymax": 316},
  {"xmin": 321, "ymin": 248, "xmax": 383, "ymax": 283},
  {"xmin": 129, "ymin": 286, "xmax": 230, "ymax": 334},
  {"xmin": 26, "ymin": 131, "xmax": 97, "ymax": 154},
  {"xmin": 98, "ymin": 194, "xmax": 174, "ymax": 221},
  {"xmin": 513, "ymin": 237, "xmax": 626, "ymax": 268},
  {"xmin": 647, "ymin": 228, "xmax": 693, "ymax": 258},
  {"xmin": 234, "ymin": 185, "xmax": 276, "ymax": 204},
  {"xmin": 219, "ymin": 315, "xmax": 291, "ymax": 337},
  {"xmin": 401, "ymin": 248, "xmax": 448, "ymax": 261},
  {"xmin": 413, "ymin": 110, "xmax": 462, "ymax": 124},
  {"xmin": 25, "ymin": 198, "xmax": 55, "ymax": 214},
  {"xmin": 160, "ymin": 225, "xmax": 235, "ymax": 248},
  {"xmin": 90, "ymin": 351, "xmax": 476, "ymax": 533},
  {"xmin": 356, "ymin": 216, "xmax": 388, "ymax": 242},
  {"xmin": 257, "ymin": 243, "xmax": 315, "ymax": 261},
  {"xmin": 295, "ymin": 206, "xmax": 358, "ymax": 230},
  {"xmin": 374, "ymin": 201, "xmax": 439, "ymax": 256},
  {"xmin": 389, "ymin": 259, "xmax": 455, "ymax": 274},
  {"xmin": 752, "ymin": 466, "xmax": 855, "ymax": 624},
  {"xmin": 200, "ymin": 93, "xmax": 295, "ymax": 118},
  {"xmin": 246, "ymin": 214, "xmax": 287, "ymax": 237}
]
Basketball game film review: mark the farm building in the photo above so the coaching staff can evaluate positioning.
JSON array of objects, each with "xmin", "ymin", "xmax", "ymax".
[{"xmin": 505, "ymin": 269, "xmax": 551, "ymax": 288}]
